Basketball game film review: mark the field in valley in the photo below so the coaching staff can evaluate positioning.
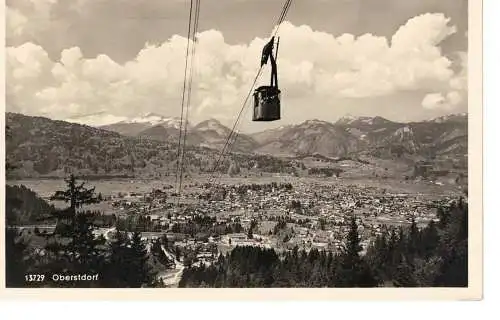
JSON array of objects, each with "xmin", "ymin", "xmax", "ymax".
[
  {"xmin": 8, "ymin": 175, "xmax": 463, "ymax": 197},
  {"xmin": 8, "ymin": 173, "xmax": 465, "ymax": 215}
]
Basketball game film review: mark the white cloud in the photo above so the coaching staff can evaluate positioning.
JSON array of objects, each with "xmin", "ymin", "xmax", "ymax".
[
  {"xmin": 421, "ymin": 50, "xmax": 467, "ymax": 111},
  {"xmin": 6, "ymin": 13, "xmax": 465, "ymax": 124},
  {"xmin": 422, "ymin": 93, "xmax": 447, "ymax": 110},
  {"xmin": 6, "ymin": 0, "xmax": 59, "ymax": 40},
  {"xmin": 446, "ymin": 91, "xmax": 462, "ymax": 105},
  {"xmin": 449, "ymin": 51, "xmax": 467, "ymax": 91},
  {"xmin": 421, "ymin": 90, "xmax": 463, "ymax": 111},
  {"xmin": 391, "ymin": 13, "xmax": 457, "ymax": 49}
]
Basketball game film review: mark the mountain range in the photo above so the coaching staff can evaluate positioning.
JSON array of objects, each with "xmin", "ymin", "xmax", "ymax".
[
  {"xmin": 99, "ymin": 112, "xmax": 185, "ymax": 137},
  {"xmin": 5, "ymin": 112, "xmax": 468, "ymax": 178},
  {"xmin": 98, "ymin": 113, "xmax": 257, "ymax": 153},
  {"xmin": 95, "ymin": 112, "xmax": 467, "ymax": 158}
]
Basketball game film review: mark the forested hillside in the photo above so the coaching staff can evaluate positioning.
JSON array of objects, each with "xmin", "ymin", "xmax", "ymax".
[{"xmin": 6, "ymin": 185, "xmax": 56, "ymax": 225}]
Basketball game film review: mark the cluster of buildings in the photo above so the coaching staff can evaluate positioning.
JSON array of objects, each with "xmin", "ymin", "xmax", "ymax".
[
  {"xmin": 96, "ymin": 179, "xmax": 459, "ymax": 260},
  {"xmin": 14, "ymin": 176, "xmax": 462, "ymax": 288}
]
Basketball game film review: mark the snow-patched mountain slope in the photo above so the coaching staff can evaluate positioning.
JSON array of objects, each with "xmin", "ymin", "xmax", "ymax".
[
  {"xmin": 65, "ymin": 112, "xmax": 128, "ymax": 127},
  {"xmin": 68, "ymin": 111, "xmax": 468, "ymax": 158},
  {"xmin": 100, "ymin": 113, "xmax": 187, "ymax": 137},
  {"xmin": 251, "ymin": 124, "xmax": 293, "ymax": 144},
  {"xmin": 192, "ymin": 119, "xmax": 258, "ymax": 152},
  {"xmin": 252, "ymin": 114, "xmax": 467, "ymax": 158},
  {"xmin": 427, "ymin": 113, "xmax": 468, "ymax": 124},
  {"xmin": 122, "ymin": 112, "xmax": 184, "ymax": 128},
  {"xmin": 193, "ymin": 119, "xmax": 231, "ymax": 136}
]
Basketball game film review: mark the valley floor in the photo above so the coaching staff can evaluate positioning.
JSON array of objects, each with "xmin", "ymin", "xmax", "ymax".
[{"xmin": 7, "ymin": 174, "xmax": 466, "ymax": 288}]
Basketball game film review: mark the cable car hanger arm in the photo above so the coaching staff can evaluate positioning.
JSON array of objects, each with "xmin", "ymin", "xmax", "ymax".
[{"xmin": 260, "ymin": 36, "xmax": 279, "ymax": 88}]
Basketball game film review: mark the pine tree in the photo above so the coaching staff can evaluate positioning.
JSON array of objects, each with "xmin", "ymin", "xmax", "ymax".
[
  {"xmin": 5, "ymin": 229, "xmax": 31, "ymax": 287},
  {"xmin": 128, "ymin": 232, "xmax": 160, "ymax": 287},
  {"xmin": 50, "ymin": 174, "xmax": 102, "ymax": 217},
  {"xmin": 247, "ymin": 219, "xmax": 257, "ymax": 239},
  {"xmin": 436, "ymin": 206, "xmax": 450, "ymax": 228},
  {"xmin": 434, "ymin": 200, "xmax": 468, "ymax": 287},
  {"xmin": 103, "ymin": 230, "xmax": 130, "ymax": 287},
  {"xmin": 407, "ymin": 216, "xmax": 420, "ymax": 259},
  {"xmin": 43, "ymin": 175, "xmax": 106, "ymax": 287},
  {"xmin": 71, "ymin": 213, "xmax": 107, "ymax": 273},
  {"xmin": 393, "ymin": 256, "xmax": 417, "ymax": 287},
  {"xmin": 43, "ymin": 212, "xmax": 106, "ymax": 287},
  {"xmin": 386, "ymin": 228, "xmax": 401, "ymax": 277},
  {"xmin": 413, "ymin": 256, "xmax": 442, "ymax": 286},
  {"xmin": 5, "ymin": 126, "xmax": 22, "ymax": 225},
  {"xmin": 247, "ymin": 227, "xmax": 253, "ymax": 239},
  {"xmin": 421, "ymin": 220, "xmax": 439, "ymax": 259},
  {"xmin": 5, "ymin": 125, "xmax": 18, "ymax": 174},
  {"xmin": 340, "ymin": 216, "xmax": 362, "ymax": 279},
  {"xmin": 365, "ymin": 231, "xmax": 389, "ymax": 283},
  {"xmin": 334, "ymin": 216, "xmax": 378, "ymax": 287}
]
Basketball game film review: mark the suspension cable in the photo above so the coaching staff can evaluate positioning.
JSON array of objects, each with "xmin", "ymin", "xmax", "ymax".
[
  {"xmin": 206, "ymin": 0, "xmax": 293, "ymax": 185},
  {"xmin": 206, "ymin": 68, "xmax": 264, "ymax": 184},
  {"xmin": 174, "ymin": 0, "xmax": 293, "ymax": 215},
  {"xmin": 275, "ymin": 0, "xmax": 293, "ymax": 28},
  {"xmin": 178, "ymin": 0, "xmax": 202, "ymax": 202},
  {"xmin": 175, "ymin": 0, "xmax": 195, "ymax": 192}
]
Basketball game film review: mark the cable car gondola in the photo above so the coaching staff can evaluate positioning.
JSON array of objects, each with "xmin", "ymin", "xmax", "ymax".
[{"xmin": 253, "ymin": 36, "xmax": 281, "ymax": 122}]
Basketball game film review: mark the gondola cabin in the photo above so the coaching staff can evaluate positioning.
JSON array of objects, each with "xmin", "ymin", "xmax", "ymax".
[
  {"xmin": 253, "ymin": 36, "xmax": 281, "ymax": 122},
  {"xmin": 253, "ymin": 85, "xmax": 281, "ymax": 121}
]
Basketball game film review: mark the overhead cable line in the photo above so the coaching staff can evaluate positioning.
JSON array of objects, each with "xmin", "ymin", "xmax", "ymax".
[
  {"xmin": 178, "ymin": 0, "xmax": 202, "ymax": 203},
  {"xmin": 175, "ymin": 0, "xmax": 195, "ymax": 193},
  {"xmin": 206, "ymin": 0, "xmax": 293, "ymax": 186},
  {"xmin": 177, "ymin": 0, "xmax": 294, "ymax": 215}
]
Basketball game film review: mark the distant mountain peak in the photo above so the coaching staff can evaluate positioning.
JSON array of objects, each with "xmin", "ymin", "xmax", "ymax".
[
  {"xmin": 195, "ymin": 118, "xmax": 224, "ymax": 128},
  {"xmin": 428, "ymin": 113, "xmax": 468, "ymax": 123},
  {"xmin": 64, "ymin": 111, "xmax": 186, "ymax": 128},
  {"xmin": 142, "ymin": 112, "xmax": 166, "ymax": 118},
  {"xmin": 194, "ymin": 119, "xmax": 229, "ymax": 136},
  {"xmin": 65, "ymin": 113, "xmax": 129, "ymax": 127},
  {"xmin": 335, "ymin": 115, "xmax": 391, "ymax": 126},
  {"xmin": 274, "ymin": 124, "xmax": 293, "ymax": 131},
  {"xmin": 336, "ymin": 114, "xmax": 357, "ymax": 125},
  {"xmin": 301, "ymin": 119, "xmax": 332, "ymax": 126},
  {"xmin": 120, "ymin": 113, "xmax": 185, "ymax": 128}
]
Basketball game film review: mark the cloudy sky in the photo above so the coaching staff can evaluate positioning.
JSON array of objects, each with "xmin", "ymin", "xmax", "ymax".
[{"xmin": 6, "ymin": 0, "xmax": 468, "ymax": 131}]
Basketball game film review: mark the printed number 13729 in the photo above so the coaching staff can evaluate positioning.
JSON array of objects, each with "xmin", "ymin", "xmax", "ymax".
[{"xmin": 25, "ymin": 274, "xmax": 45, "ymax": 282}]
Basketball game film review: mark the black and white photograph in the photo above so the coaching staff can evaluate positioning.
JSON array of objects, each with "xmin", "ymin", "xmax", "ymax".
[{"xmin": 2, "ymin": 0, "xmax": 480, "ymax": 296}]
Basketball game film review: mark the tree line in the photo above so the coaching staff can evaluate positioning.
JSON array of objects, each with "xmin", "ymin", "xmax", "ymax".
[
  {"xmin": 6, "ymin": 184, "xmax": 56, "ymax": 225},
  {"xmin": 308, "ymin": 167, "xmax": 343, "ymax": 178}
]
